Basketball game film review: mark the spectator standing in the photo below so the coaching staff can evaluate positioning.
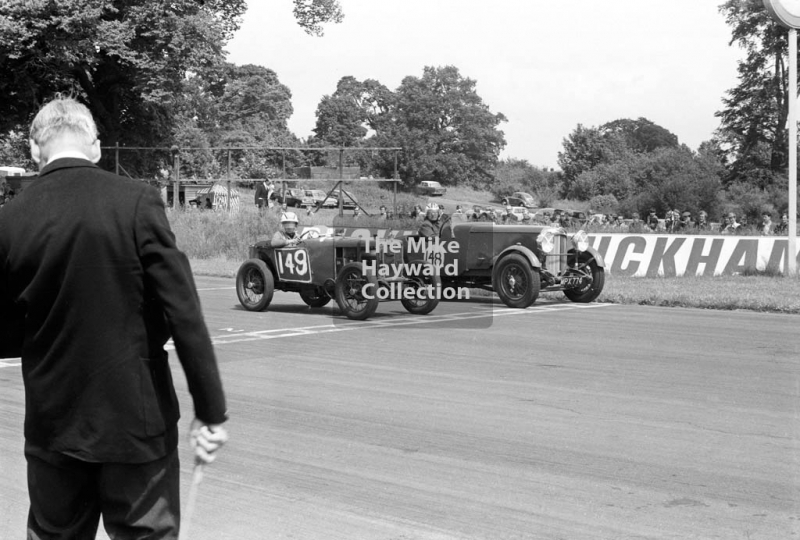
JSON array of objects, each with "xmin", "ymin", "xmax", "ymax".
[
  {"xmin": 697, "ymin": 210, "xmax": 709, "ymax": 231},
  {"xmin": 774, "ymin": 213, "xmax": 789, "ymax": 235},
  {"xmin": 721, "ymin": 212, "xmax": 741, "ymax": 234},
  {"xmin": 645, "ymin": 208, "xmax": 659, "ymax": 231},
  {"xmin": 254, "ymin": 178, "xmax": 270, "ymax": 209},
  {"xmin": 679, "ymin": 211, "xmax": 692, "ymax": 230},
  {"xmin": 0, "ymin": 96, "xmax": 228, "ymax": 539},
  {"xmin": 759, "ymin": 212, "xmax": 773, "ymax": 235}
]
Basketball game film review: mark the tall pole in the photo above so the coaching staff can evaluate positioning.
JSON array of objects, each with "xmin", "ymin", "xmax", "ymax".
[{"xmin": 789, "ymin": 28, "xmax": 797, "ymax": 276}]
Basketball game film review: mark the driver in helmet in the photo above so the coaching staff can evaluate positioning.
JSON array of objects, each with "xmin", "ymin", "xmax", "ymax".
[
  {"xmin": 418, "ymin": 203, "xmax": 453, "ymax": 238},
  {"xmin": 271, "ymin": 211, "xmax": 301, "ymax": 247}
]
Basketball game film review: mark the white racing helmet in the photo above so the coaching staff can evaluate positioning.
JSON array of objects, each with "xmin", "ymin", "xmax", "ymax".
[
  {"xmin": 280, "ymin": 211, "xmax": 299, "ymax": 233},
  {"xmin": 425, "ymin": 203, "xmax": 441, "ymax": 221},
  {"xmin": 280, "ymin": 211, "xmax": 299, "ymax": 224}
]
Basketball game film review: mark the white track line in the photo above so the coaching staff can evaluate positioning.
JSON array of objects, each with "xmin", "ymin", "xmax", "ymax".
[
  {"xmin": 168, "ymin": 302, "xmax": 614, "ymax": 350},
  {"xmin": 0, "ymin": 304, "xmax": 613, "ymax": 365}
]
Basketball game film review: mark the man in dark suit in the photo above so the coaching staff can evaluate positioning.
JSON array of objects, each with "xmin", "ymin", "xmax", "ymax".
[{"xmin": 0, "ymin": 97, "xmax": 228, "ymax": 539}]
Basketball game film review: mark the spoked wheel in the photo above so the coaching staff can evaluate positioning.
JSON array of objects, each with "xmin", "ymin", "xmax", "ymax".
[
  {"xmin": 236, "ymin": 259, "xmax": 274, "ymax": 311},
  {"xmin": 335, "ymin": 262, "xmax": 379, "ymax": 320},
  {"xmin": 299, "ymin": 287, "xmax": 331, "ymax": 308},
  {"xmin": 493, "ymin": 253, "xmax": 540, "ymax": 308},
  {"xmin": 400, "ymin": 263, "xmax": 441, "ymax": 315},
  {"xmin": 563, "ymin": 253, "xmax": 605, "ymax": 303}
]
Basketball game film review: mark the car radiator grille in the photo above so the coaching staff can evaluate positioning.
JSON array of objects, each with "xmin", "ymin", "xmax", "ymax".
[{"xmin": 545, "ymin": 235, "xmax": 568, "ymax": 275}]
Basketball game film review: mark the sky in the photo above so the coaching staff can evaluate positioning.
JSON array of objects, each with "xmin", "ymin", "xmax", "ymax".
[{"xmin": 224, "ymin": 0, "xmax": 746, "ymax": 169}]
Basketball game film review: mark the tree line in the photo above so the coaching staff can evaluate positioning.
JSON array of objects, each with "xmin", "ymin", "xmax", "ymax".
[{"xmin": 0, "ymin": 0, "xmax": 797, "ymax": 223}]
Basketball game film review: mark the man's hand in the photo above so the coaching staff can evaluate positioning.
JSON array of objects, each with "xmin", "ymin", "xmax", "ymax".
[{"xmin": 189, "ymin": 418, "xmax": 228, "ymax": 465}]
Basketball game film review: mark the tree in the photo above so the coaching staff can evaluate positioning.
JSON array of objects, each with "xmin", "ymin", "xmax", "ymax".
[
  {"xmin": 293, "ymin": 0, "xmax": 344, "ymax": 36},
  {"xmin": 377, "ymin": 66, "xmax": 507, "ymax": 187},
  {"xmin": 0, "ymin": 0, "xmax": 342, "ymax": 154},
  {"xmin": 0, "ymin": 0, "xmax": 247, "ymax": 148},
  {"xmin": 717, "ymin": 0, "xmax": 793, "ymax": 184},
  {"xmin": 557, "ymin": 124, "xmax": 630, "ymax": 194},
  {"xmin": 601, "ymin": 118, "xmax": 679, "ymax": 154},
  {"xmin": 313, "ymin": 76, "xmax": 370, "ymax": 146}
]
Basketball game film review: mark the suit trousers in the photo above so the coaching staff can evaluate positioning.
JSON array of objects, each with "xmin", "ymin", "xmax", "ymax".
[{"xmin": 25, "ymin": 448, "xmax": 180, "ymax": 540}]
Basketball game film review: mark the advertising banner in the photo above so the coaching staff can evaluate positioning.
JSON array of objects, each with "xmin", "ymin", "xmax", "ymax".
[
  {"xmin": 589, "ymin": 234, "xmax": 800, "ymax": 277},
  {"xmin": 300, "ymin": 226, "xmax": 800, "ymax": 277}
]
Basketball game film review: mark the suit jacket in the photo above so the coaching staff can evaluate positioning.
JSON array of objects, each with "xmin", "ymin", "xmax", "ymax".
[{"xmin": 0, "ymin": 158, "xmax": 227, "ymax": 463}]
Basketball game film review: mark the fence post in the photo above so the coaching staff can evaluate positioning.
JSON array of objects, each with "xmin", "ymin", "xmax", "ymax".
[
  {"xmin": 227, "ymin": 147, "xmax": 232, "ymax": 213},
  {"xmin": 393, "ymin": 151, "xmax": 398, "ymax": 217},
  {"xmin": 115, "ymin": 142, "xmax": 119, "ymax": 176},
  {"xmin": 171, "ymin": 145, "xmax": 180, "ymax": 209}
]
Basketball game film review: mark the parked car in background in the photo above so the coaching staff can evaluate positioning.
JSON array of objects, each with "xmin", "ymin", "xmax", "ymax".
[
  {"xmin": 501, "ymin": 192, "xmax": 538, "ymax": 208},
  {"xmin": 281, "ymin": 188, "xmax": 315, "ymax": 208},
  {"xmin": 417, "ymin": 180, "xmax": 446, "ymax": 196},
  {"xmin": 323, "ymin": 188, "xmax": 359, "ymax": 209}
]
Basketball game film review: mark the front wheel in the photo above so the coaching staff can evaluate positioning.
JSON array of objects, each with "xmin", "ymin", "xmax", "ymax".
[
  {"xmin": 236, "ymin": 259, "xmax": 274, "ymax": 311},
  {"xmin": 299, "ymin": 287, "xmax": 331, "ymax": 308},
  {"xmin": 401, "ymin": 265, "xmax": 441, "ymax": 315},
  {"xmin": 563, "ymin": 254, "xmax": 605, "ymax": 303},
  {"xmin": 335, "ymin": 262, "xmax": 380, "ymax": 320},
  {"xmin": 493, "ymin": 254, "xmax": 540, "ymax": 308}
]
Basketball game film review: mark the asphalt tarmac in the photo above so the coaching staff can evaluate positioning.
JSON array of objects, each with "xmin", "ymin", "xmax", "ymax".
[{"xmin": 1, "ymin": 276, "xmax": 798, "ymax": 539}]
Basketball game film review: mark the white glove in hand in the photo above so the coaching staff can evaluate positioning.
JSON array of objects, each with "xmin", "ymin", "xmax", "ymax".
[{"xmin": 189, "ymin": 418, "xmax": 228, "ymax": 465}]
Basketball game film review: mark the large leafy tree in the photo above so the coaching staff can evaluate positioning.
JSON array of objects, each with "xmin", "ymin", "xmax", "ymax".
[
  {"xmin": 0, "ymin": 0, "xmax": 343, "ymax": 154},
  {"xmin": 0, "ymin": 0, "xmax": 247, "ymax": 147},
  {"xmin": 717, "ymin": 0, "xmax": 793, "ymax": 186}
]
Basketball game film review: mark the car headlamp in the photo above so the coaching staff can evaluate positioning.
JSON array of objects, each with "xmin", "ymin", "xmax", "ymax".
[
  {"xmin": 571, "ymin": 230, "xmax": 589, "ymax": 252},
  {"xmin": 537, "ymin": 229, "xmax": 556, "ymax": 253}
]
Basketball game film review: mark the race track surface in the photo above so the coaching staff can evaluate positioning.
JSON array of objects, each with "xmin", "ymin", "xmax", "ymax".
[{"xmin": 1, "ymin": 276, "xmax": 799, "ymax": 539}]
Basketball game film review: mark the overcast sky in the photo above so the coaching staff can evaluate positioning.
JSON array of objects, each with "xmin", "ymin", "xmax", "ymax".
[{"xmin": 225, "ymin": 0, "xmax": 745, "ymax": 169}]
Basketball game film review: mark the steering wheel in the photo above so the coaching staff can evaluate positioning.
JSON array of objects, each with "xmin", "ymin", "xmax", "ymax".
[{"xmin": 299, "ymin": 229, "xmax": 321, "ymax": 240}]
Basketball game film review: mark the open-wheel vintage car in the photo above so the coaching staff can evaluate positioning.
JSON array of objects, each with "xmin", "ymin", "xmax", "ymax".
[
  {"xmin": 236, "ymin": 230, "xmax": 441, "ymax": 320},
  {"xmin": 436, "ymin": 221, "xmax": 605, "ymax": 308}
]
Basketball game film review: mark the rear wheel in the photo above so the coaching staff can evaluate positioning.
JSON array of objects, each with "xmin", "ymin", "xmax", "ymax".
[
  {"xmin": 563, "ymin": 253, "xmax": 605, "ymax": 303},
  {"xmin": 236, "ymin": 259, "xmax": 274, "ymax": 311},
  {"xmin": 335, "ymin": 262, "xmax": 379, "ymax": 320},
  {"xmin": 299, "ymin": 287, "xmax": 331, "ymax": 308},
  {"xmin": 493, "ymin": 254, "xmax": 540, "ymax": 308},
  {"xmin": 401, "ymin": 264, "xmax": 441, "ymax": 315}
]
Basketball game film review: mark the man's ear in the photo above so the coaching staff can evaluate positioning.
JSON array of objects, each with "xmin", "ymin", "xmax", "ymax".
[
  {"xmin": 29, "ymin": 140, "xmax": 42, "ymax": 166},
  {"xmin": 89, "ymin": 139, "xmax": 101, "ymax": 163}
]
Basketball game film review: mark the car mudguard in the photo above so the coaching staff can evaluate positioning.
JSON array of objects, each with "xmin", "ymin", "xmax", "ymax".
[
  {"xmin": 491, "ymin": 245, "xmax": 542, "ymax": 269},
  {"xmin": 569, "ymin": 246, "xmax": 606, "ymax": 268}
]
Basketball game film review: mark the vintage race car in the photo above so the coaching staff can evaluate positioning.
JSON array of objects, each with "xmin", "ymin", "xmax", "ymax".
[
  {"xmin": 236, "ymin": 230, "xmax": 440, "ymax": 320},
  {"xmin": 432, "ymin": 221, "xmax": 605, "ymax": 308}
]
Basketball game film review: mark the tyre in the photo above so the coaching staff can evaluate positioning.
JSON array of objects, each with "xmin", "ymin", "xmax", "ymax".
[
  {"xmin": 493, "ymin": 253, "xmax": 540, "ymax": 308},
  {"xmin": 236, "ymin": 259, "xmax": 274, "ymax": 311},
  {"xmin": 563, "ymin": 253, "xmax": 605, "ymax": 303},
  {"xmin": 299, "ymin": 287, "xmax": 331, "ymax": 308},
  {"xmin": 335, "ymin": 262, "xmax": 380, "ymax": 320},
  {"xmin": 400, "ymin": 264, "xmax": 441, "ymax": 315}
]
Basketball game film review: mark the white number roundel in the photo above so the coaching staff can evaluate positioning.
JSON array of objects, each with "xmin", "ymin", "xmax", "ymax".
[{"xmin": 765, "ymin": 0, "xmax": 800, "ymax": 28}]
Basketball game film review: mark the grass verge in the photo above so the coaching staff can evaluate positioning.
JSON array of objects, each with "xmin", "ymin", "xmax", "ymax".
[{"xmin": 189, "ymin": 255, "xmax": 800, "ymax": 315}]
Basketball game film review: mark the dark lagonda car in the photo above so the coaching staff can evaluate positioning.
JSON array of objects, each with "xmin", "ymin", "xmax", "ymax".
[{"xmin": 431, "ymin": 220, "xmax": 605, "ymax": 308}]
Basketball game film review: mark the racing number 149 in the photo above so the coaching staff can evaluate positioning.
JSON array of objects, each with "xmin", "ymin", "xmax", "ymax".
[{"xmin": 277, "ymin": 249, "xmax": 309, "ymax": 279}]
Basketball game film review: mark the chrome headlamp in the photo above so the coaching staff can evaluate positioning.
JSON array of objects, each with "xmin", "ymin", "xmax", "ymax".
[
  {"xmin": 571, "ymin": 230, "xmax": 589, "ymax": 252},
  {"xmin": 537, "ymin": 228, "xmax": 556, "ymax": 253}
]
